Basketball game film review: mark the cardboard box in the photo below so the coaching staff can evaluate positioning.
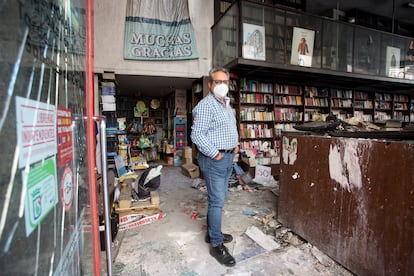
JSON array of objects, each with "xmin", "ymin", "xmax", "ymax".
[
  {"xmin": 183, "ymin": 157, "xmax": 192, "ymax": 165},
  {"xmin": 181, "ymin": 163, "xmax": 200, "ymax": 178},
  {"xmin": 183, "ymin": 146, "xmax": 192, "ymax": 158}
]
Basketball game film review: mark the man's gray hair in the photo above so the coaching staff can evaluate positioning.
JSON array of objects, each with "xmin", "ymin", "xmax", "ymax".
[{"xmin": 208, "ymin": 67, "xmax": 230, "ymax": 82}]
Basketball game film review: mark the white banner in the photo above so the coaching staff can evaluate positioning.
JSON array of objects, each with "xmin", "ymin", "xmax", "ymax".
[{"xmin": 124, "ymin": 0, "xmax": 199, "ymax": 60}]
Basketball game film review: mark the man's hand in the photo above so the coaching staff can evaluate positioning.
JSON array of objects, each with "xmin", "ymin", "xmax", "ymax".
[{"xmin": 214, "ymin": 153, "xmax": 223, "ymax": 160}]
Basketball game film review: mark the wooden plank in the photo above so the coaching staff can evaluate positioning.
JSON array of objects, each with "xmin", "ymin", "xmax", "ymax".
[{"xmin": 116, "ymin": 191, "xmax": 160, "ymax": 212}]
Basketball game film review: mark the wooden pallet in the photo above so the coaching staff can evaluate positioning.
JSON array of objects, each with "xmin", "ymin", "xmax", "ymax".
[{"xmin": 116, "ymin": 190, "xmax": 161, "ymax": 216}]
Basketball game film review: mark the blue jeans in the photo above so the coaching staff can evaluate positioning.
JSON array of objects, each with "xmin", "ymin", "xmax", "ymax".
[{"xmin": 198, "ymin": 152, "xmax": 234, "ymax": 247}]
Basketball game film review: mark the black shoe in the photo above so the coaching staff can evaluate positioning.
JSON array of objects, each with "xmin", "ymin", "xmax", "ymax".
[
  {"xmin": 205, "ymin": 232, "xmax": 233, "ymax": 244},
  {"xmin": 210, "ymin": 243, "xmax": 236, "ymax": 267}
]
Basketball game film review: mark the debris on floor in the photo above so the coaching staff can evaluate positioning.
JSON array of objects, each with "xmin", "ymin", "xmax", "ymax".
[
  {"xmin": 118, "ymin": 213, "xmax": 165, "ymax": 231},
  {"xmin": 245, "ymin": 225, "xmax": 280, "ymax": 251},
  {"xmin": 112, "ymin": 166, "xmax": 353, "ymax": 276}
]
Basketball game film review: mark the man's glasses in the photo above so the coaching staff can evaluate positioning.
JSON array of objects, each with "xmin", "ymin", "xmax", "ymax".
[{"xmin": 213, "ymin": 80, "xmax": 229, "ymax": 85}]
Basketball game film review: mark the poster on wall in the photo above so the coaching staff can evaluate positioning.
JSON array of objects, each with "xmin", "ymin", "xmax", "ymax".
[
  {"xmin": 23, "ymin": 157, "xmax": 58, "ymax": 236},
  {"xmin": 134, "ymin": 100, "xmax": 148, "ymax": 117},
  {"xmin": 15, "ymin": 96, "xmax": 57, "ymax": 168},
  {"xmin": 290, "ymin": 27, "xmax": 315, "ymax": 67},
  {"xmin": 175, "ymin": 89, "xmax": 187, "ymax": 117},
  {"xmin": 386, "ymin": 46, "xmax": 401, "ymax": 78},
  {"xmin": 242, "ymin": 23, "xmax": 266, "ymax": 61},
  {"xmin": 124, "ymin": 0, "xmax": 199, "ymax": 61},
  {"xmin": 57, "ymin": 107, "xmax": 73, "ymax": 168}
]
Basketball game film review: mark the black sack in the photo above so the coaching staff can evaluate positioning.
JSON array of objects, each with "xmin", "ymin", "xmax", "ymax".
[{"xmin": 136, "ymin": 168, "xmax": 161, "ymax": 199}]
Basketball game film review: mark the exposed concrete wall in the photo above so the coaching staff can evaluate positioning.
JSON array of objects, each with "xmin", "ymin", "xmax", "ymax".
[{"xmin": 93, "ymin": 0, "xmax": 213, "ymax": 78}]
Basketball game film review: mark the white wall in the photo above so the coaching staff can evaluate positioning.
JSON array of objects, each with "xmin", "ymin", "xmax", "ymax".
[{"xmin": 93, "ymin": 0, "xmax": 214, "ymax": 78}]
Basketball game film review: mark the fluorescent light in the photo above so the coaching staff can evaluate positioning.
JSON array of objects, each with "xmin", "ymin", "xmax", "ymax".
[{"xmin": 407, "ymin": 2, "xmax": 414, "ymax": 8}]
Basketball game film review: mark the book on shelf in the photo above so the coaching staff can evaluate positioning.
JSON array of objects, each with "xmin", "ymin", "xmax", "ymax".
[
  {"xmin": 229, "ymin": 79, "xmax": 238, "ymax": 91},
  {"xmin": 304, "ymin": 111, "xmax": 329, "ymax": 122},
  {"xmin": 374, "ymin": 111, "xmax": 392, "ymax": 121},
  {"xmin": 331, "ymin": 89, "xmax": 352, "ymax": 98},
  {"xmin": 240, "ymin": 139, "xmax": 271, "ymax": 151},
  {"xmin": 275, "ymin": 95, "xmax": 303, "ymax": 105},
  {"xmin": 274, "ymin": 108, "xmax": 303, "ymax": 121},
  {"xmin": 275, "ymin": 84, "xmax": 301, "ymax": 95},
  {"xmin": 240, "ymin": 123, "xmax": 274, "ymax": 139}
]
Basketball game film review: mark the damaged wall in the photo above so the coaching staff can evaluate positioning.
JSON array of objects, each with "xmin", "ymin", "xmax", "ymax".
[{"xmin": 278, "ymin": 134, "xmax": 414, "ymax": 276}]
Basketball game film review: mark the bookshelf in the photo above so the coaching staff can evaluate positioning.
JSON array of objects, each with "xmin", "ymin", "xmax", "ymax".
[
  {"xmin": 234, "ymin": 75, "xmax": 413, "ymax": 178},
  {"xmin": 374, "ymin": 92, "xmax": 393, "ymax": 121},
  {"xmin": 303, "ymin": 86, "xmax": 329, "ymax": 122},
  {"xmin": 239, "ymin": 78, "xmax": 275, "ymax": 151},
  {"xmin": 235, "ymin": 76, "xmax": 414, "ymax": 150},
  {"xmin": 330, "ymin": 88, "xmax": 353, "ymax": 121},
  {"xmin": 393, "ymin": 94, "xmax": 410, "ymax": 122},
  {"xmin": 274, "ymin": 83, "xmax": 303, "ymax": 137},
  {"xmin": 354, "ymin": 90, "xmax": 374, "ymax": 121}
]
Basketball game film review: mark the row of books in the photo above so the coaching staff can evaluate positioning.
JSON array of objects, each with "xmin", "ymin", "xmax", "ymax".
[
  {"xmin": 229, "ymin": 79, "xmax": 238, "ymax": 91},
  {"xmin": 374, "ymin": 111, "xmax": 392, "ymax": 121},
  {"xmin": 274, "ymin": 123, "xmax": 296, "ymax": 138},
  {"xmin": 303, "ymin": 111, "xmax": 329, "ymax": 122},
  {"xmin": 393, "ymin": 112, "xmax": 410, "ymax": 122},
  {"xmin": 274, "ymin": 95, "xmax": 303, "ymax": 105},
  {"xmin": 330, "ymin": 89, "xmax": 353, "ymax": 99},
  {"xmin": 394, "ymin": 95, "xmax": 409, "ymax": 102},
  {"xmin": 236, "ymin": 81, "xmax": 411, "ymax": 107},
  {"xmin": 375, "ymin": 93, "xmax": 392, "ymax": 101},
  {"xmin": 274, "ymin": 108, "xmax": 303, "ymax": 121},
  {"xmin": 393, "ymin": 103, "xmax": 409, "ymax": 110},
  {"xmin": 239, "ymin": 139, "xmax": 272, "ymax": 151},
  {"xmin": 354, "ymin": 100, "xmax": 373, "ymax": 109},
  {"xmin": 331, "ymin": 99, "xmax": 352, "ymax": 108},
  {"xmin": 331, "ymin": 110, "xmax": 351, "ymax": 121},
  {"xmin": 304, "ymin": 98, "xmax": 329, "ymax": 107},
  {"xmin": 240, "ymin": 109, "xmax": 275, "ymax": 121},
  {"xmin": 239, "ymin": 123, "xmax": 274, "ymax": 139},
  {"xmin": 275, "ymin": 84, "xmax": 301, "ymax": 95},
  {"xmin": 354, "ymin": 111, "xmax": 373, "ymax": 122},
  {"xmin": 375, "ymin": 101, "xmax": 392, "ymax": 110},
  {"xmin": 240, "ymin": 93, "xmax": 273, "ymax": 104},
  {"xmin": 304, "ymin": 86, "xmax": 329, "ymax": 97},
  {"xmin": 239, "ymin": 78, "xmax": 274, "ymax": 93},
  {"xmin": 354, "ymin": 91, "xmax": 371, "ymax": 100},
  {"xmin": 241, "ymin": 106, "xmax": 410, "ymax": 122}
]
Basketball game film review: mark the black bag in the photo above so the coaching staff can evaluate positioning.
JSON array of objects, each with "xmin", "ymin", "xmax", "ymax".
[{"xmin": 136, "ymin": 168, "xmax": 161, "ymax": 199}]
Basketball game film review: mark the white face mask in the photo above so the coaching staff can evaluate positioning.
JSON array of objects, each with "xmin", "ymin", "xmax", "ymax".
[{"xmin": 213, "ymin": 83, "xmax": 229, "ymax": 98}]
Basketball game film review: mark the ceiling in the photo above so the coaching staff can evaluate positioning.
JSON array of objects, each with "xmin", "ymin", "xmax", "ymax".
[
  {"xmin": 306, "ymin": 0, "xmax": 414, "ymax": 27},
  {"xmin": 115, "ymin": 74, "xmax": 197, "ymax": 99},
  {"xmin": 114, "ymin": 0, "xmax": 414, "ymax": 98}
]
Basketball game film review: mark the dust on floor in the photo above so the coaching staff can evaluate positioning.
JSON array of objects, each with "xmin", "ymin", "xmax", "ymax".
[{"xmin": 110, "ymin": 166, "xmax": 353, "ymax": 276}]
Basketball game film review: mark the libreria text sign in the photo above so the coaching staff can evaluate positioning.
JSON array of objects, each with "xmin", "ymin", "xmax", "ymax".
[{"xmin": 124, "ymin": 0, "xmax": 198, "ymax": 61}]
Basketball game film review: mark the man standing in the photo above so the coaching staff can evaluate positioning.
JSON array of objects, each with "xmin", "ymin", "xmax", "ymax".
[{"xmin": 191, "ymin": 67, "xmax": 239, "ymax": 267}]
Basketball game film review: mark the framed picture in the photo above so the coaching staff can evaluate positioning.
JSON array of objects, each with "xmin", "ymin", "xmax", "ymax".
[
  {"xmin": 242, "ymin": 23, "xmax": 266, "ymax": 61},
  {"xmin": 290, "ymin": 27, "xmax": 315, "ymax": 67},
  {"xmin": 386, "ymin": 46, "xmax": 402, "ymax": 78}
]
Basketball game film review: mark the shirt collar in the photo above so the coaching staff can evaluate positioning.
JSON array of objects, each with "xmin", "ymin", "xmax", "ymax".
[{"xmin": 210, "ymin": 92, "xmax": 230, "ymax": 107}]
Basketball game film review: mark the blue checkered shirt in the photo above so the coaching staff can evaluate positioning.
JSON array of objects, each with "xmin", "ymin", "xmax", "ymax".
[{"xmin": 191, "ymin": 93, "xmax": 239, "ymax": 159}]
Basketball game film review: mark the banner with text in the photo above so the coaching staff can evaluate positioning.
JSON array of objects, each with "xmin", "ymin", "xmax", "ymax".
[{"xmin": 124, "ymin": 0, "xmax": 198, "ymax": 61}]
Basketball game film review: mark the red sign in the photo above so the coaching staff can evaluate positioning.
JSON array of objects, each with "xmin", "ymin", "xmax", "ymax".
[
  {"xmin": 57, "ymin": 107, "xmax": 73, "ymax": 167},
  {"xmin": 60, "ymin": 166, "xmax": 74, "ymax": 212}
]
